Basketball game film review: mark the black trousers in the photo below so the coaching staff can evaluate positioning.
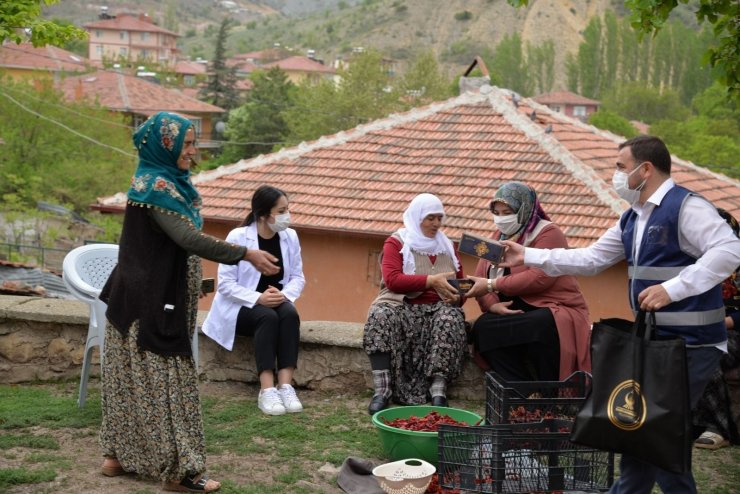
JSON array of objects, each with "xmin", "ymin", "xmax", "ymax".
[
  {"xmin": 473, "ymin": 297, "xmax": 560, "ymax": 382},
  {"xmin": 235, "ymin": 302, "xmax": 300, "ymax": 374}
]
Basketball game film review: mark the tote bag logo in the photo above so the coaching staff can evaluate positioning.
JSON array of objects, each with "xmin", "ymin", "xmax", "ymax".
[{"xmin": 607, "ymin": 380, "xmax": 647, "ymax": 430}]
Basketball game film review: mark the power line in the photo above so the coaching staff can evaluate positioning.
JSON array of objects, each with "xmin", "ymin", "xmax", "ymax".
[{"xmin": 0, "ymin": 90, "xmax": 138, "ymax": 158}]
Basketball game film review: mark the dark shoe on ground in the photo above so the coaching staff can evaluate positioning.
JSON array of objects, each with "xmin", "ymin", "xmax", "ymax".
[
  {"xmin": 694, "ymin": 431, "xmax": 730, "ymax": 450},
  {"xmin": 163, "ymin": 474, "xmax": 221, "ymax": 492},
  {"xmin": 431, "ymin": 396, "xmax": 448, "ymax": 407},
  {"xmin": 368, "ymin": 394, "xmax": 389, "ymax": 415},
  {"xmin": 101, "ymin": 458, "xmax": 126, "ymax": 477}
]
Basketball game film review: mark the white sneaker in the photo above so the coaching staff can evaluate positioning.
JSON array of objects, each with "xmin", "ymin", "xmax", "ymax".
[
  {"xmin": 278, "ymin": 384, "xmax": 303, "ymax": 413},
  {"xmin": 258, "ymin": 387, "xmax": 286, "ymax": 415}
]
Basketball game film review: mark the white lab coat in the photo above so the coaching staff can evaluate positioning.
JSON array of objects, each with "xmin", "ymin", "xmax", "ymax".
[{"xmin": 202, "ymin": 224, "xmax": 305, "ymax": 350}]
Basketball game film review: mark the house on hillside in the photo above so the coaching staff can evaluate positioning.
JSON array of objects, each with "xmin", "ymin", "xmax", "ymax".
[
  {"xmin": 261, "ymin": 56, "xmax": 336, "ymax": 84},
  {"xmin": 93, "ymin": 84, "xmax": 740, "ymax": 325},
  {"xmin": 57, "ymin": 70, "xmax": 224, "ymax": 151},
  {"xmin": 174, "ymin": 60, "xmax": 208, "ymax": 87},
  {"xmin": 0, "ymin": 42, "xmax": 89, "ymax": 81},
  {"xmin": 84, "ymin": 12, "xmax": 179, "ymax": 67},
  {"xmin": 534, "ymin": 90, "xmax": 600, "ymax": 121},
  {"xmin": 228, "ymin": 47, "xmax": 293, "ymax": 66}
]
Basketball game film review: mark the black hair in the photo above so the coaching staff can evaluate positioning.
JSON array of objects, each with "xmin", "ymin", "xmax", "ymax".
[
  {"xmin": 240, "ymin": 185, "xmax": 288, "ymax": 226},
  {"xmin": 618, "ymin": 135, "xmax": 672, "ymax": 175},
  {"xmin": 717, "ymin": 207, "xmax": 739, "ymax": 238}
]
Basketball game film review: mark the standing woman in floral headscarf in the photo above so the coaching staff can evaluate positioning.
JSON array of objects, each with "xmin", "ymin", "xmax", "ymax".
[
  {"xmin": 465, "ymin": 181, "xmax": 592, "ymax": 382},
  {"xmin": 363, "ymin": 193, "xmax": 468, "ymax": 415},
  {"xmin": 98, "ymin": 112, "xmax": 278, "ymax": 492}
]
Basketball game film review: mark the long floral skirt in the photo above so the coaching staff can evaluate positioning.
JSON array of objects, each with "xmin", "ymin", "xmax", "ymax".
[
  {"xmin": 363, "ymin": 301, "xmax": 467, "ymax": 405},
  {"xmin": 100, "ymin": 257, "xmax": 205, "ymax": 483}
]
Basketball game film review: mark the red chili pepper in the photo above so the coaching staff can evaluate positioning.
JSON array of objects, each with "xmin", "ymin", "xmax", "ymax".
[{"xmin": 383, "ymin": 411, "xmax": 471, "ymax": 432}]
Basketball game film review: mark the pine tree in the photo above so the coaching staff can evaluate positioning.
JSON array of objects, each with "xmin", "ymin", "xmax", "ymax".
[{"xmin": 199, "ymin": 18, "xmax": 240, "ymax": 111}]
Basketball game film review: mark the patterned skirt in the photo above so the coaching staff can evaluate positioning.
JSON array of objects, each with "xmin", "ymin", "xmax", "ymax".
[
  {"xmin": 363, "ymin": 301, "xmax": 467, "ymax": 405},
  {"xmin": 100, "ymin": 257, "xmax": 205, "ymax": 482}
]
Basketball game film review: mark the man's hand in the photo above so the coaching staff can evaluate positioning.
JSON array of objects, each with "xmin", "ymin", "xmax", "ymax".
[
  {"xmin": 637, "ymin": 285, "xmax": 671, "ymax": 311},
  {"xmin": 257, "ymin": 285, "xmax": 285, "ymax": 308},
  {"xmin": 245, "ymin": 249, "xmax": 279, "ymax": 275},
  {"xmin": 498, "ymin": 240, "xmax": 524, "ymax": 268}
]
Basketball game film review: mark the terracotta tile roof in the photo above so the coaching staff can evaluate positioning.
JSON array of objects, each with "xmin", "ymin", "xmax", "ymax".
[
  {"xmin": 57, "ymin": 70, "xmax": 224, "ymax": 115},
  {"xmin": 262, "ymin": 56, "xmax": 335, "ymax": 74},
  {"xmin": 84, "ymin": 13, "xmax": 178, "ymax": 36},
  {"xmin": 174, "ymin": 61, "xmax": 206, "ymax": 75},
  {"xmin": 0, "ymin": 42, "xmax": 88, "ymax": 73},
  {"xmin": 534, "ymin": 90, "xmax": 600, "ymax": 106},
  {"xmin": 96, "ymin": 85, "xmax": 740, "ymax": 248}
]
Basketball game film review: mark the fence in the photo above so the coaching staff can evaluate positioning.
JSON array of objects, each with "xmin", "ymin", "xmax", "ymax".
[{"xmin": 0, "ymin": 243, "xmax": 69, "ymax": 272}]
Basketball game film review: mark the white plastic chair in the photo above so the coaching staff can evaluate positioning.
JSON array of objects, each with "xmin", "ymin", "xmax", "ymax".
[
  {"xmin": 62, "ymin": 244, "xmax": 201, "ymax": 407},
  {"xmin": 63, "ymin": 244, "xmax": 119, "ymax": 407}
]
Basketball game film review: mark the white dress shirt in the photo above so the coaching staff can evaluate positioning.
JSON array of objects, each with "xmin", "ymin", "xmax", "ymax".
[
  {"xmin": 202, "ymin": 224, "xmax": 305, "ymax": 350},
  {"xmin": 524, "ymin": 179, "xmax": 740, "ymax": 348}
]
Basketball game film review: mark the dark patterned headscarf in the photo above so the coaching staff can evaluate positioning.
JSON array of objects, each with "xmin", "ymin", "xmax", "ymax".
[
  {"xmin": 491, "ymin": 181, "xmax": 550, "ymax": 243},
  {"xmin": 128, "ymin": 112, "xmax": 203, "ymax": 229}
]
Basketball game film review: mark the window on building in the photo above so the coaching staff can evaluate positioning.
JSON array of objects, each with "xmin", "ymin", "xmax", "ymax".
[
  {"xmin": 140, "ymin": 49, "xmax": 149, "ymax": 58},
  {"xmin": 190, "ymin": 118, "xmax": 202, "ymax": 137},
  {"xmin": 120, "ymin": 47, "xmax": 127, "ymax": 56},
  {"xmin": 95, "ymin": 30, "xmax": 102, "ymax": 38},
  {"xmin": 119, "ymin": 31, "xmax": 127, "ymax": 40},
  {"xmin": 96, "ymin": 45, "xmax": 103, "ymax": 55},
  {"xmin": 140, "ymin": 32, "xmax": 149, "ymax": 41},
  {"xmin": 573, "ymin": 105, "xmax": 587, "ymax": 117},
  {"xmin": 184, "ymin": 75, "xmax": 195, "ymax": 86},
  {"xmin": 551, "ymin": 105, "xmax": 562, "ymax": 113}
]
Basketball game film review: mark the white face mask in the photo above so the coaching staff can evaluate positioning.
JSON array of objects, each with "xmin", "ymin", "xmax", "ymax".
[
  {"xmin": 612, "ymin": 165, "xmax": 646, "ymax": 204},
  {"xmin": 268, "ymin": 212, "xmax": 290, "ymax": 233},
  {"xmin": 494, "ymin": 214, "xmax": 522, "ymax": 236}
]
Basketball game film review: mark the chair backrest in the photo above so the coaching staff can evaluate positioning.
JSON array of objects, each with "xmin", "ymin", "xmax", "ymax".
[{"xmin": 62, "ymin": 244, "xmax": 119, "ymax": 299}]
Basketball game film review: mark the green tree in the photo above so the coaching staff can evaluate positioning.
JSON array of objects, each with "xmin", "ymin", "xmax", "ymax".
[
  {"xmin": 0, "ymin": 78, "xmax": 133, "ymax": 211},
  {"xmin": 601, "ymin": 82, "xmax": 690, "ymax": 124},
  {"xmin": 588, "ymin": 109, "xmax": 638, "ymax": 138},
  {"xmin": 577, "ymin": 16, "xmax": 603, "ymax": 98},
  {"xmin": 199, "ymin": 18, "xmax": 240, "ymax": 111},
  {"xmin": 624, "ymin": 0, "xmax": 739, "ymax": 99},
  {"xmin": 490, "ymin": 33, "xmax": 533, "ymax": 96},
  {"xmin": 398, "ymin": 50, "xmax": 453, "ymax": 104},
  {"xmin": 163, "ymin": 0, "xmax": 178, "ymax": 34},
  {"xmin": 0, "ymin": 0, "xmax": 86, "ymax": 47},
  {"xmin": 527, "ymin": 40, "xmax": 555, "ymax": 95},
  {"xmin": 220, "ymin": 67, "xmax": 295, "ymax": 162}
]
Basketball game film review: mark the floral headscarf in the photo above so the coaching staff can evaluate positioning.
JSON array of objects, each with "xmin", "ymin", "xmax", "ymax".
[
  {"xmin": 128, "ymin": 111, "xmax": 203, "ymax": 229},
  {"xmin": 396, "ymin": 193, "xmax": 460, "ymax": 274},
  {"xmin": 491, "ymin": 181, "xmax": 550, "ymax": 243}
]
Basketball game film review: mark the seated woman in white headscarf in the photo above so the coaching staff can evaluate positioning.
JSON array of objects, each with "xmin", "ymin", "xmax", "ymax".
[{"xmin": 363, "ymin": 193, "xmax": 468, "ymax": 415}]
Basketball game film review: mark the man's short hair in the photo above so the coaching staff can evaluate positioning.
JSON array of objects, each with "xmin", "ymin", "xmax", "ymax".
[{"xmin": 618, "ymin": 135, "xmax": 671, "ymax": 175}]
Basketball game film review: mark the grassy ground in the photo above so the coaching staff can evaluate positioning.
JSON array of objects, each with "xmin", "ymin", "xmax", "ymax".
[{"xmin": 0, "ymin": 381, "xmax": 738, "ymax": 493}]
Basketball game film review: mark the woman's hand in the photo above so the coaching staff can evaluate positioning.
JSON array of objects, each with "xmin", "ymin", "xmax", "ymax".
[
  {"xmin": 257, "ymin": 285, "xmax": 285, "ymax": 308},
  {"xmin": 465, "ymin": 276, "xmax": 491, "ymax": 298},
  {"xmin": 245, "ymin": 249, "xmax": 280, "ymax": 275},
  {"xmin": 427, "ymin": 271, "xmax": 458, "ymax": 303},
  {"xmin": 488, "ymin": 300, "xmax": 524, "ymax": 315}
]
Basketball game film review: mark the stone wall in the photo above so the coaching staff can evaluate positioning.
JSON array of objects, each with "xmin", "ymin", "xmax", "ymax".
[{"xmin": 0, "ymin": 295, "xmax": 485, "ymax": 400}]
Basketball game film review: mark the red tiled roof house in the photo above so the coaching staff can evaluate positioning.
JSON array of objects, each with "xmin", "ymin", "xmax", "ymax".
[
  {"xmin": 534, "ymin": 90, "xmax": 600, "ymax": 122},
  {"xmin": 95, "ymin": 84, "xmax": 740, "ymax": 324}
]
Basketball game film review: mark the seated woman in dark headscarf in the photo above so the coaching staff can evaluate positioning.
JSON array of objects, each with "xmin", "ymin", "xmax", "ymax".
[
  {"xmin": 465, "ymin": 181, "xmax": 592, "ymax": 382},
  {"xmin": 99, "ymin": 111, "xmax": 278, "ymax": 492}
]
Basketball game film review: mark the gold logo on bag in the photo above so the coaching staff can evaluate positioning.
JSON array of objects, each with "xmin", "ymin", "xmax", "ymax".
[
  {"xmin": 474, "ymin": 241, "xmax": 490, "ymax": 257},
  {"xmin": 607, "ymin": 380, "xmax": 647, "ymax": 431}
]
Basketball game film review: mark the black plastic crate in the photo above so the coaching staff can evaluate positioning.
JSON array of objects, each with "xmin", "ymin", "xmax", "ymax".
[
  {"xmin": 438, "ymin": 420, "xmax": 614, "ymax": 493},
  {"xmin": 485, "ymin": 371, "xmax": 592, "ymax": 425}
]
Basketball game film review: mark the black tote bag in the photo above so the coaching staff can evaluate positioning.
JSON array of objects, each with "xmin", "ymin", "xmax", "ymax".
[{"xmin": 570, "ymin": 311, "xmax": 691, "ymax": 474}]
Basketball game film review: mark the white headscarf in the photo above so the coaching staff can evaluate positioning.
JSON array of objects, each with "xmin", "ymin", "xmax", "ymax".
[{"xmin": 396, "ymin": 193, "xmax": 460, "ymax": 274}]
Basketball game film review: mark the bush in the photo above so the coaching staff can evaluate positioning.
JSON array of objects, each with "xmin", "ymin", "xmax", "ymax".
[{"xmin": 454, "ymin": 10, "xmax": 473, "ymax": 21}]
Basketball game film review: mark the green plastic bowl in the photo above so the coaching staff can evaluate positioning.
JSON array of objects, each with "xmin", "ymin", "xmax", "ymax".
[{"xmin": 372, "ymin": 405, "xmax": 483, "ymax": 466}]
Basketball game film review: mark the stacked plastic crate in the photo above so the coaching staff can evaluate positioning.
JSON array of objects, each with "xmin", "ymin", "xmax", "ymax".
[{"xmin": 437, "ymin": 371, "xmax": 614, "ymax": 493}]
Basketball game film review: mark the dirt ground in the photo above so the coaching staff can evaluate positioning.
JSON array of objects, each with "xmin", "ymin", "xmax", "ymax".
[{"xmin": 4, "ymin": 382, "xmax": 362, "ymax": 494}]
